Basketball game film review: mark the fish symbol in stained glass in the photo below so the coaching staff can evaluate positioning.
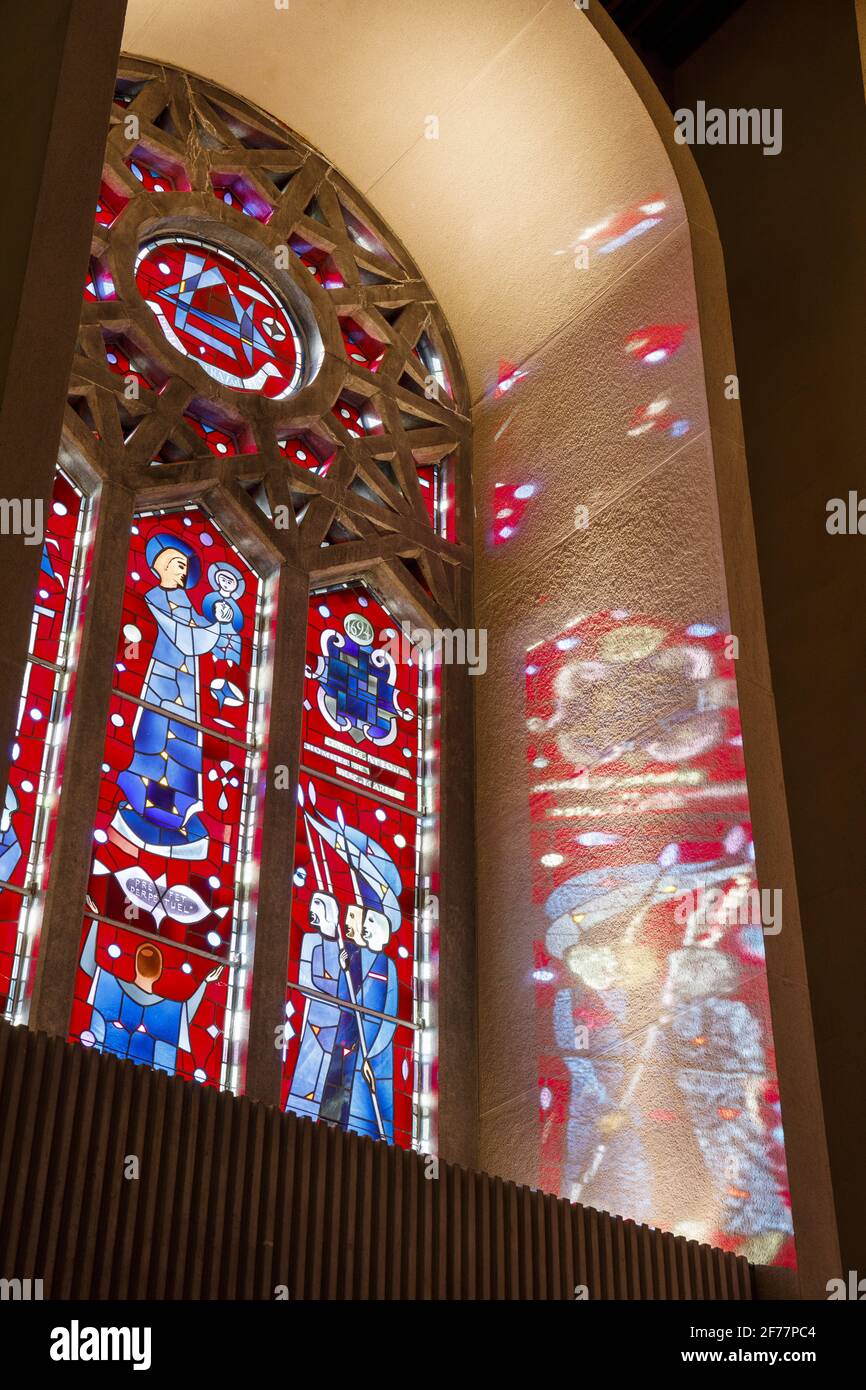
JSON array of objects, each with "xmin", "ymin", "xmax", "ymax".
[{"xmin": 134, "ymin": 236, "xmax": 304, "ymax": 400}]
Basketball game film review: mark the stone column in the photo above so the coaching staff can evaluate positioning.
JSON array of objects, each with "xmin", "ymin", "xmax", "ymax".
[
  {"xmin": 0, "ymin": 0, "xmax": 126, "ymax": 802},
  {"xmin": 437, "ymin": 567, "xmax": 479, "ymax": 1169},
  {"xmin": 244, "ymin": 561, "xmax": 309, "ymax": 1106},
  {"xmin": 29, "ymin": 478, "xmax": 135, "ymax": 1034}
]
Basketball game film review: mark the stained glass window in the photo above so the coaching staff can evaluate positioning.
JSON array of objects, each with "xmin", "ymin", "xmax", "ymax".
[
  {"xmin": 527, "ymin": 609, "xmax": 794, "ymax": 1266},
  {"xmin": 290, "ymin": 236, "xmax": 344, "ymax": 290},
  {"xmin": 95, "ymin": 179, "xmax": 128, "ymax": 229},
  {"xmin": 68, "ymin": 506, "xmax": 270, "ymax": 1090},
  {"xmin": 57, "ymin": 59, "xmax": 468, "ymax": 1142},
  {"xmin": 280, "ymin": 583, "xmax": 438, "ymax": 1151},
  {"xmin": 134, "ymin": 237, "xmax": 305, "ymax": 399},
  {"xmin": 211, "ymin": 173, "xmax": 273, "ymax": 223},
  {"xmin": 126, "ymin": 154, "xmax": 185, "ymax": 193},
  {"xmin": 339, "ymin": 317, "xmax": 385, "ymax": 372},
  {"xmin": 1, "ymin": 470, "xmax": 91, "ymax": 1018}
]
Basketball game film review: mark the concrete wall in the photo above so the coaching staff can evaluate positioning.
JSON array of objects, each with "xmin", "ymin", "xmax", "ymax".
[{"xmin": 675, "ymin": 0, "xmax": 866, "ymax": 1282}]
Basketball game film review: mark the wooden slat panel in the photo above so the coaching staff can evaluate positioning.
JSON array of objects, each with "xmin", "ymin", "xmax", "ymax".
[{"xmin": 0, "ymin": 1021, "xmax": 755, "ymax": 1300}]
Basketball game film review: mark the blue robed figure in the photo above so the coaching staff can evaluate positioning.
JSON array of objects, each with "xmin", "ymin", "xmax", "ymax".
[
  {"xmin": 319, "ymin": 903, "xmax": 399, "ymax": 1142},
  {"xmin": 113, "ymin": 533, "xmax": 240, "ymax": 860},
  {"xmin": 79, "ymin": 921, "xmax": 221, "ymax": 1076},
  {"xmin": 286, "ymin": 892, "xmax": 342, "ymax": 1119},
  {"xmin": 289, "ymin": 799, "xmax": 401, "ymax": 1143},
  {"xmin": 0, "ymin": 785, "xmax": 22, "ymax": 881}
]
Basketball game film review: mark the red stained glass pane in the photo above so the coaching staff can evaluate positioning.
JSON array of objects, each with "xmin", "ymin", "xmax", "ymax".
[
  {"xmin": 0, "ymin": 887, "xmax": 28, "ymax": 1019},
  {"xmin": 277, "ymin": 435, "xmax": 333, "ymax": 476},
  {"xmin": 126, "ymin": 153, "xmax": 185, "ymax": 193},
  {"xmin": 95, "ymin": 179, "xmax": 128, "ymax": 228},
  {"xmin": 104, "ymin": 340, "xmax": 159, "ymax": 395},
  {"xmin": 330, "ymin": 399, "xmax": 368, "ymax": 437},
  {"xmin": 183, "ymin": 413, "xmax": 244, "ymax": 457},
  {"xmin": 6, "ymin": 660, "xmax": 55, "ymax": 890},
  {"xmin": 289, "ymin": 237, "xmax": 344, "ymax": 289},
  {"xmin": 339, "ymin": 317, "xmax": 385, "ymax": 372},
  {"xmin": 70, "ymin": 919, "xmax": 228, "ymax": 1086},
  {"xmin": 30, "ymin": 474, "xmax": 86, "ymax": 666},
  {"xmin": 134, "ymin": 236, "xmax": 304, "ymax": 400},
  {"xmin": 1, "ymin": 471, "xmax": 90, "ymax": 1017},
  {"xmin": 211, "ymin": 174, "xmax": 272, "ymax": 223}
]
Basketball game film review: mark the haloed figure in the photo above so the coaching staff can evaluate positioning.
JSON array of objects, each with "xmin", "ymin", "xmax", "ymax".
[
  {"xmin": 319, "ymin": 903, "xmax": 398, "ymax": 1142},
  {"xmin": 113, "ymin": 533, "xmax": 242, "ymax": 860},
  {"xmin": 79, "ymin": 920, "xmax": 222, "ymax": 1075}
]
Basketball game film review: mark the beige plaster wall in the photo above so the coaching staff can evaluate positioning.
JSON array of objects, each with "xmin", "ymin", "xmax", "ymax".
[{"xmin": 122, "ymin": 0, "xmax": 682, "ymax": 403}]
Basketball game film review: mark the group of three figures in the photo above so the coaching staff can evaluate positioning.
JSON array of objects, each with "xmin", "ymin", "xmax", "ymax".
[{"xmin": 285, "ymin": 801, "xmax": 402, "ymax": 1144}]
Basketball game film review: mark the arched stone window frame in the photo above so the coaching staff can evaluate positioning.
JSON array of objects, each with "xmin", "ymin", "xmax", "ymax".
[{"xmin": 26, "ymin": 58, "xmax": 476, "ymax": 1155}]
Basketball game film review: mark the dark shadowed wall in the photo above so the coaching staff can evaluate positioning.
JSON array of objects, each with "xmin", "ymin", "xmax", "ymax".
[{"xmin": 675, "ymin": 0, "xmax": 866, "ymax": 1277}]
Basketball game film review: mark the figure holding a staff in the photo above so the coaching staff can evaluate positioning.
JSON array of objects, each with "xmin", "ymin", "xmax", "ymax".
[{"xmin": 287, "ymin": 784, "xmax": 400, "ymax": 1143}]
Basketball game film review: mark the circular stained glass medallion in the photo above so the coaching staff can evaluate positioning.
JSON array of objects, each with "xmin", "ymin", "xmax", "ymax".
[{"xmin": 135, "ymin": 235, "xmax": 305, "ymax": 400}]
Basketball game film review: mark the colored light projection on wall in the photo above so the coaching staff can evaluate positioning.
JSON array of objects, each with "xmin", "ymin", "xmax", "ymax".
[
  {"xmin": 624, "ymin": 324, "xmax": 687, "ymax": 365},
  {"xmin": 280, "ymin": 583, "xmax": 438, "ymax": 1152},
  {"xmin": 627, "ymin": 398, "xmax": 690, "ymax": 440},
  {"xmin": 134, "ymin": 237, "xmax": 304, "ymax": 400},
  {"xmin": 1, "ymin": 472, "xmax": 91, "ymax": 1020},
  {"xmin": 576, "ymin": 199, "xmax": 668, "ymax": 256},
  {"xmin": 526, "ymin": 610, "xmax": 794, "ymax": 1268},
  {"xmin": 491, "ymin": 481, "xmax": 539, "ymax": 545},
  {"xmin": 68, "ymin": 506, "xmax": 270, "ymax": 1091}
]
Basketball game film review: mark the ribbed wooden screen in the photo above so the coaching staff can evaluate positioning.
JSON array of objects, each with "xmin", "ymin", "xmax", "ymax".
[{"xmin": 0, "ymin": 1021, "xmax": 751, "ymax": 1300}]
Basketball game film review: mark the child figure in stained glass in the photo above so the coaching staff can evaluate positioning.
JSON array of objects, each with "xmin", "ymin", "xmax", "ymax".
[
  {"xmin": 79, "ymin": 920, "xmax": 222, "ymax": 1076},
  {"xmin": 286, "ymin": 892, "xmax": 342, "ymax": 1119},
  {"xmin": 114, "ymin": 532, "xmax": 242, "ymax": 860},
  {"xmin": 202, "ymin": 561, "xmax": 245, "ymax": 667}
]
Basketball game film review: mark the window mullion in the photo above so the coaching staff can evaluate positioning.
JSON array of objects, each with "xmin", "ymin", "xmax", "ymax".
[
  {"xmin": 28, "ymin": 479, "xmax": 137, "ymax": 1034},
  {"xmin": 242, "ymin": 560, "xmax": 310, "ymax": 1105}
]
